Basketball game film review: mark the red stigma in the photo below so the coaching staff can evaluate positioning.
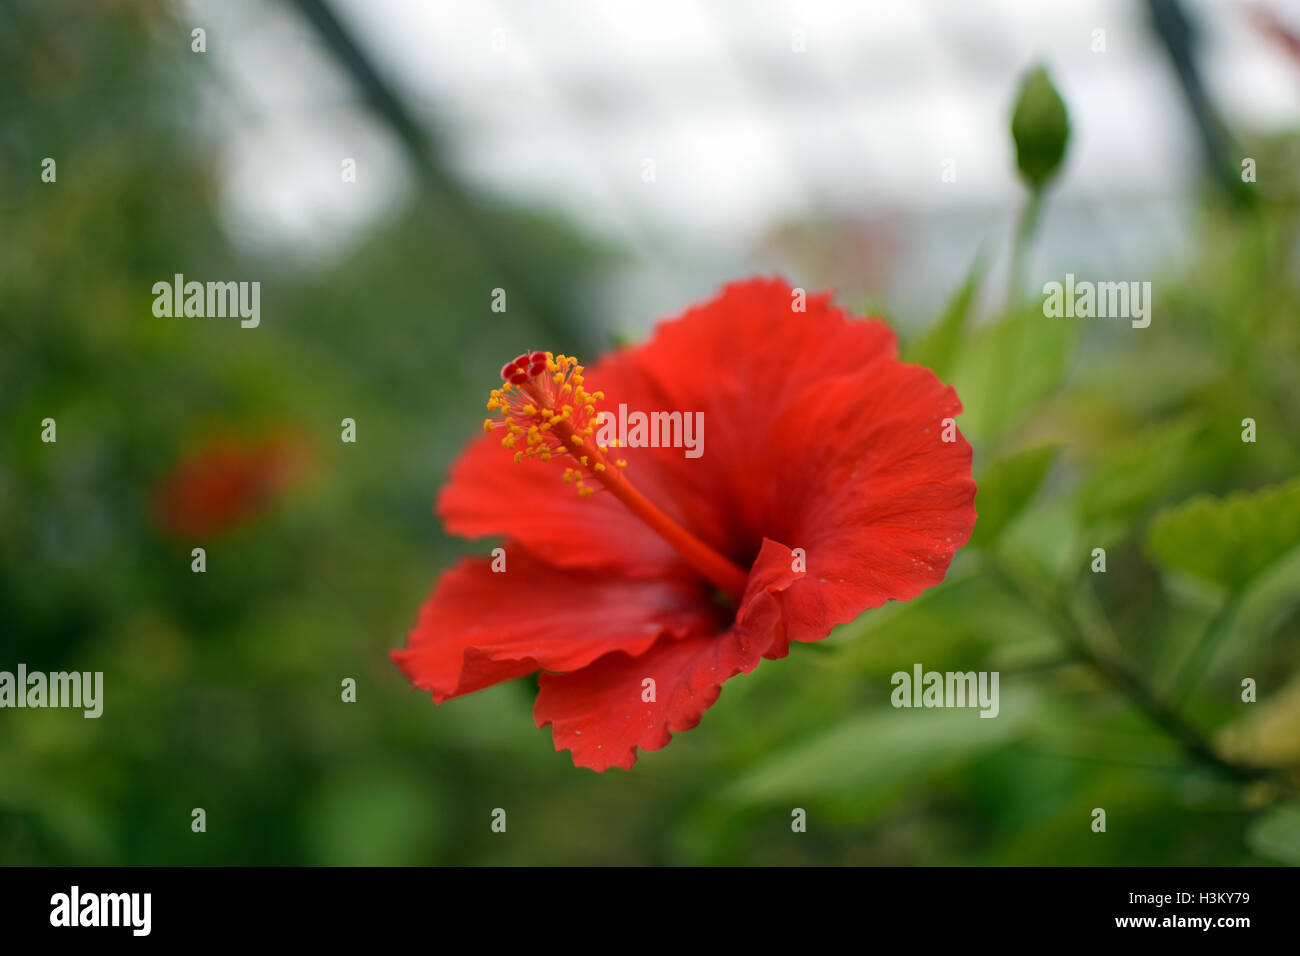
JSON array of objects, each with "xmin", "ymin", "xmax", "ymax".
[{"xmin": 502, "ymin": 353, "xmax": 543, "ymax": 382}]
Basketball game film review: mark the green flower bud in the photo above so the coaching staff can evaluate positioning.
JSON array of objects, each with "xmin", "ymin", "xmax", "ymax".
[{"xmin": 1011, "ymin": 65, "xmax": 1070, "ymax": 191}]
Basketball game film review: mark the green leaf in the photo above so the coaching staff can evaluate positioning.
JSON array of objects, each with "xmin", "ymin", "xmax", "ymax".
[
  {"xmin": 905, "ymin": 253, "xmax": 985, "ymax": 379},
  {"xmin": 1145, "ymin": 475, "xmax": 1300, "ymax": 591},
  {"xmin": 948, "ymin": 303, "xmax": 1074, "ymax": 442},
  {"xmin": 971, "ymin": 445, "xmax": 1059, "ymax": 547},
  {"xmin": 1245, "ymin": 804, "xmax": 1300, "ymax": 866},
  {"xmin": 1077, "ymin": 419, "xmax": 1201, "ymax": 524},
  {"xmin": 717, "ymin": 689, "xmax": 1033, "ymax": 807}
]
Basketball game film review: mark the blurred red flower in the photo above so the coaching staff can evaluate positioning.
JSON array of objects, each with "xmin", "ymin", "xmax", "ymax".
[
  {"xmin": 393, "ymin": 278, "xmax": 977, "ymax": 770},
  {"xmin": 153, "ymin": 430, "xmax": 313, "ymax": 539}
]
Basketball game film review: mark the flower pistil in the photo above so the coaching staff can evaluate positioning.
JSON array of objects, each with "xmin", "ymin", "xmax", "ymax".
[{"xmin": 481, "ymin": 350, "xmax": 749, "ymax": 601}]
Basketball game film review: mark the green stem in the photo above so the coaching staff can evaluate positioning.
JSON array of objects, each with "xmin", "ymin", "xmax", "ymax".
[
  {"xmin": 988, "ymin": 190, "xmax": 1044, "ymax": 447},
  {"xmin": 1008, "ymin": 189, "xmax": 1043, "ymax": 306}
]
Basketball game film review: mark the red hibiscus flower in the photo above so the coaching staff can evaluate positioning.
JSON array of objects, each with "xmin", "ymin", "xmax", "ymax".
[
  {"xmin": 153, "ymin": 429, "xmax": 314, "ymax": 539},
  {"xmin": 393, "ymin": 278, "xmax": 976, "ymax": 770}
]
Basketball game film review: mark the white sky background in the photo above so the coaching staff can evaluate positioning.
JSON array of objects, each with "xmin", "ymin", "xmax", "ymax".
[{"xmin": 189, "ymin": 0, "xmax": 1300, "ymax": 330}]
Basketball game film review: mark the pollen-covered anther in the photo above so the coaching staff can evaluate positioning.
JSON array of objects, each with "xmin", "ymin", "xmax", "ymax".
[{"xmin": 481, "ymin": 350, "xmax": 616, "ymax": 495}]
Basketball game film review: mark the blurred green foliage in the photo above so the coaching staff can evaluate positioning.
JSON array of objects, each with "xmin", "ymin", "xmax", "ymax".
[{"xmin": 2, "ymin": 1, "xmax": 1299, "ymax": 866}]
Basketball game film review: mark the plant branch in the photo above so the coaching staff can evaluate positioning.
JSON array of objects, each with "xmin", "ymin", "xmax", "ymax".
[{"xmin": 985, "ymin": 553, "xmax": 1268, "ymax": 783}]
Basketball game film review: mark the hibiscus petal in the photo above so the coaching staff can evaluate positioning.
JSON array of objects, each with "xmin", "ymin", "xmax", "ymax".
[
  {"xmin": 392, "ymin": 550, "xmax": 720, "ymax": 704},
  {"xmin": 755, "ymin": 364, "xmax": 977, "ymax": 652},
  {"xmin": 438, "ymin": 425, "xmax": 687, "ymax": 576},
  {"xmin": 534, "ymin": 539, "xmax": 798, "ymax": 770},
  {"xmin": 572, "ymin": 277, "xmax": 911, "ymax": 565}
]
